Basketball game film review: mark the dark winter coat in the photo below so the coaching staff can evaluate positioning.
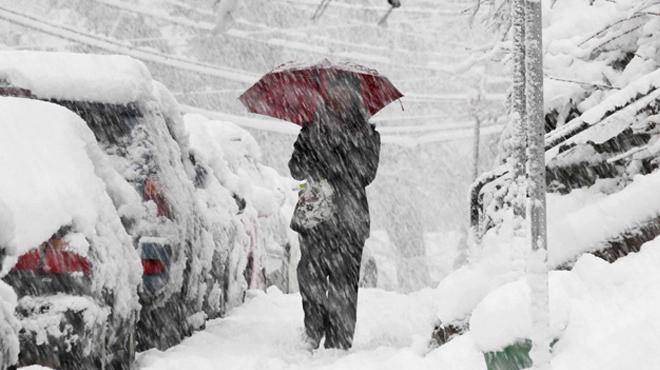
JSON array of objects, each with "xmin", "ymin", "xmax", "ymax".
[{"xmin": 288, "ymin": 107, "xmax": 380, "ymax": 239}]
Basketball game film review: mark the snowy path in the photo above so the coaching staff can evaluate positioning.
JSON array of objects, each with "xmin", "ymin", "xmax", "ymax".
[{"xmin": 136, "ymin": 287, "xmax": 485, "ymax": 370}]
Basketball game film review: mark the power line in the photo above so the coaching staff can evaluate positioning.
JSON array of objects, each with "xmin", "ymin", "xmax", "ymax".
[
  {"xmin": 88, "ymin": 0, "xmax": 463, "ymax": 75},
  {"xmin": 167, "ymin": 0, "xmax": 444, "ymax": 39},
  {"xmin": 0, "ymin": 4, "xmax": 503, "ymax": 106},
  {"xmin": 180, "ymin": 104, "xmax": 503, "ymax": 146},
  {"xmin": 279, "ymin": 0, "xmax": 464, "ymax": 16},
  {"xmin": 0, "ymin": 5, "xmax": 259, "ymax": 84}
]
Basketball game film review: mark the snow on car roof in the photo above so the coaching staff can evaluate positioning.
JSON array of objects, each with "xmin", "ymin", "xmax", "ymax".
[
  {"xmin": 0, "ymin": 97, "xmax": 120, "ymax": 255},
  {"xmin": 0, "ymin": 50, "xmax": 153, "ymax": 104}
]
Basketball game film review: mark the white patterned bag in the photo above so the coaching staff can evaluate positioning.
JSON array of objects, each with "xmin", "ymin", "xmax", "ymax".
[{"xmin": 290, "ymin": 178, "xmax": 336, "ymax": 232}]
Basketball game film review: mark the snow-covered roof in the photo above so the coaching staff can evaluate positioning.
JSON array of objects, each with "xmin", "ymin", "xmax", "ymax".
[{"xmin": 0, "ymin": 51, "xmax": 153, "ymax": 104}]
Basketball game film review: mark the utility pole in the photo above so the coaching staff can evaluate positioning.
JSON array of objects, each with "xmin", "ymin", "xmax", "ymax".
[
  {"xmin": 470, "ymin": 67, "xmax": 486, "ymax": 182},
  {"xmin": 454, "ymin": 68, "xmax": 486, "ymax": 271},
  {"xmin": 524, "ymin": 0, "xmax": 550, "ymax": 368},
  {"xmin": 511, "ymin": 0, "xmax": 528, "ymax": 222}
]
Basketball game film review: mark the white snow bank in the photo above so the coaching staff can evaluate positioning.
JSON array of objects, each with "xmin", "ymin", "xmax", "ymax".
[
  {"xmin": 469, "ymin": 272, "xmax": 580, "ymax": 353},
  {"xmin": 445, "ymin": 171, "xmax": 660, "ymax": 349},
  {"xmin": 469, "ymin": 280, "xmax": 532, "ymax": 352},
  {"xmin": 548, "ymin": 172, "xmax": 660, "ymax": 266},
  {"xmin": 137, "ymin": 287, "xmax": 485, "ymax": 370},
  {"xmin": 435, "ymin": 214, "xmax": 527, "ymax": 324},
  {"xmin": 0, "ymin": 50, "xmax": 153, "ymax": 104},
  {"xmin": 433, "ymin": 154, "xmax": 642, "ymax": 348},
  {"xmin": 468, "ymin": 235, "xmax": 660, "ymax": 369}
]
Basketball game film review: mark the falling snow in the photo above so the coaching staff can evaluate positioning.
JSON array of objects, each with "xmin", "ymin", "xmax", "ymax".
[{"xmin": 1, "ymin": 0, "xmax": 660, "ymax": 369}]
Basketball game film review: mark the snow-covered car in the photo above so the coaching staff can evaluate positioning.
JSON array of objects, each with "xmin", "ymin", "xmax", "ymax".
[
  {"xmin": 0, "ymin": 51, "xmax": 222, "ymax": 357},
  {"xmin": 0, "ymin": 50, "xmax": 296, "ymax": 364},
  {"xmin": 183, "ymin": 112, "xmax": 299, "ymax": 305},
  {"xmin": 0, "ymin": 96, "xmax": 142, "ymax": 369},
  {"xmin": 8, "ymin": 51, "xmax": 243, "ymax": 351}
]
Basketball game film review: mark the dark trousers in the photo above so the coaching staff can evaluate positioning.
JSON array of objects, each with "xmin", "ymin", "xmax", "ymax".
[{"xmin": 297, "ymin": 228, "xmax": 365, "ymax": 349}]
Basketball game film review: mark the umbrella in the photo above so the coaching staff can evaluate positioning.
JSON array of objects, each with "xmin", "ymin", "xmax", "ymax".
[{"xmin": 239, "ymin": 60, "xmax": 403, "ymax": 126}]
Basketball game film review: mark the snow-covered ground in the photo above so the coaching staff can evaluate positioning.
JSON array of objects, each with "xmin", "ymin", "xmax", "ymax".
[
  {"xmin": 136, "ymin": 287, "xmax": 485, "ymax": 370},
  {"xmin": 467, "ymin": 234, "xmax": 660, "ymax": 370},
  {"xmin": 135, "ymin": 232, "xmax": 660, "ymax": 370},
  {"xmin": 3, "ymin": 1, "xmax": 660, "ymax": 369}
]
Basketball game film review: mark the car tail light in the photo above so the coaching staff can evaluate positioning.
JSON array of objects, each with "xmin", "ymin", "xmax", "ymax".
[
  {"xmin": 142, "ymin": 259, "xmax": 165, "ymax": 275},
  {"xmin": 44, "ymin": 249, "xmax": 91, "ymax": 274},
  {"xmin": 14, "ymin": 249, "xmax": 41, "ymax": 271},
  {"xmin": 13, "ymin": 248, "xmax": 91, "ymax": 274}
]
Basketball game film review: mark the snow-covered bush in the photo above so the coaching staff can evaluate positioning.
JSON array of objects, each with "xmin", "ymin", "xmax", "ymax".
[
  {"xmin": 479, "ymin": 0, "xmax": 660, "ymax": 239},
  {"xmin": 543, "ymin": 0, "xmax": 660, "ymax": 129},
  {"xmin": 435, "ymin": 0, "xmax": 660, "ymax": 363}
]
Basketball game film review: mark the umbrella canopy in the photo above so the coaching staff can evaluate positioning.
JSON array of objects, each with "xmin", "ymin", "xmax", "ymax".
[{"xmin": 239, "ymin": 60, "xmax": 403, "ymax": 125}]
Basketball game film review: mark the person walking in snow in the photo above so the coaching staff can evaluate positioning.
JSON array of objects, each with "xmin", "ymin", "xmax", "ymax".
[{"xmin": 289, "ymin": 74, "xmax": 381, "ymax": 350}]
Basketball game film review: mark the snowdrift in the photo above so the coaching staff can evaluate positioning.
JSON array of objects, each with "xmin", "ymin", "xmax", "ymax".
[
  {"xmin": 467, "ymin": 235, "xmax": 660, "ymax": 370},
  {"xmin": 439, "ymin": 0, "xmax": 660, "ymax": 366}
]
